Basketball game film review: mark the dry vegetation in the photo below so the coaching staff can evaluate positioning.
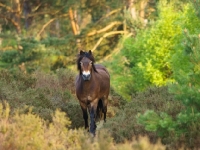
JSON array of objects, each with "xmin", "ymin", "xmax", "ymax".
[
  {"xmin": 0, "ymin": 69, "xmax": 193, "ymax": 149},
  {"xmin": 0, "ymin": 69, "xmax": 167, "ymax": 150},
  {"xmin": 0, "ymin": 102, "xmax": 167, "ymax": 150}
]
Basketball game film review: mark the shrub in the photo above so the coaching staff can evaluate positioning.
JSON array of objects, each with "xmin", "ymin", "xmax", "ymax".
[
  {"xmin": 1, "ymin": 50, "xmax": 19, "ymax": 63},
  {"xmin": 170, "ymin": 31, "xmax": 200, "ymax": 148},
  {"xmin": 0, "ymin": 102, "xmax": 167, "ymax": 150},
  {"xmin": 102, "ymin": 47, "xmax": 133, "ymax": 101},
  {"xmin": 122, "ymin": 1, "xmax": 200, "ymax": 92},
  {"xmin": 0, "ymin": 69, "xmax": 83, "ymax": 128},
  {"xmin": 122, "ymin": 2, "xmax": 184, "ymax": 91},
  {"xmin": 0, "ymin": 36, "xmax": 78, "ymax": 72},
  {"xmin": 138, "ymin": 10, "xmax": 200, "ymax": 149},
  {"xmin": 0, "ymin": 102, "xmax": 71, "ymax": 150},
  {"xmin": 103, "ymin": 86, "xmax": 184, "ymax": 144},
  {"xmin": 0, "ymin": 68, "xmax": 127, "ymax": 130}
]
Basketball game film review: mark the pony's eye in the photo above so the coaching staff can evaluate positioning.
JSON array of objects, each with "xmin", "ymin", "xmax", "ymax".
[
  {"xmin": 89, "ymin": 61, "xmax": 93, "ymax": 65},
  {"xmin": 80, "ymin": 62, "xmax": 83, "ymax": 65}
]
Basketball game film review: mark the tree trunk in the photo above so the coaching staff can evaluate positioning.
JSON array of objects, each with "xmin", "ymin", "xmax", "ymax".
[
  {"xmin": 69, "ymin": 7, "xmax": 80, "ymax": 35},
  {"xmin": 69, "ymin": 7, "xmax": 82, "ymax": 51},
  {"xmin": 23, "ymin": 0, "xmax": 32, "ymax": 29},
  {"xmin": 139, "ymin": 0, "xmax": 148, "ymax": 24},
  {"xmin": 13, "ymin": 0, "xmax": 21, "ymax": 34}
]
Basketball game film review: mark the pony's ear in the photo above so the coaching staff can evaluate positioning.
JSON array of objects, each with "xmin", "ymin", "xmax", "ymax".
[
  {"xmin": 80, "ymin": 50, "xmax": 85, "ymax": 55},
  {"xmin": 88, "ymin": 50, "xmax": 92, "ymax": 55}
]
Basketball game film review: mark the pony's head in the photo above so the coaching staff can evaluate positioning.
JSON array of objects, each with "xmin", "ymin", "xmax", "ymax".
[{"xmin": 77, "ymin": 50, "xmax": 97, "ymax": 80}]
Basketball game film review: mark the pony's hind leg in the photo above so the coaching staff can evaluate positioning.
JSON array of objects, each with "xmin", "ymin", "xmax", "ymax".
[
  {"xmin": 102, "ymin": 97, "xmax": 108, "ymax": 122},
  {"xmin": 96, "ymin": 99, "xmax": 103, "ymax": 121}
]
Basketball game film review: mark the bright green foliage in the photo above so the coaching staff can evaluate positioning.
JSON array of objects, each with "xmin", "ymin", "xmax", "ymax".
[
  {"xmin": 137, "ymin": 3, "xmax": 200, "ymax": 148},
  {"xmin": 102, "ymin": 45, "xmax": 133, "ymax": 101},
  {"xmin": 123, "ymin": 2, "xmax": 185, "ymax": 91}
]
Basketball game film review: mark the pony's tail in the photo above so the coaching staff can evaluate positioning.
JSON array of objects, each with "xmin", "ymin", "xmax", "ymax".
[{"xmin": 96, "ymin": 99, "xmax": 103, "ymax": 121}]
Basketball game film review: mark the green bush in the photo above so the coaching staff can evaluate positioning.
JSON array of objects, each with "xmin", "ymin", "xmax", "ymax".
[
  {"xmin": 102, "ymin": 47, "xmax": 133, "ymax": 101},
  {"xmin": 138, "ymin": 4, "xmax": 200, "ymax": 148},
  {"xmin": 1, "ymin": 50, "xmax": 19, "ymax": 63},
  {"xmin": 121, "ymin": 2, "xmax": 200, "ymax": 92},
  {"xmin": 0, "ymin": 36, "xmax": 78, "ymax": 72},
  {"xmin": 170, "ymin": 32, "xmax": 200, "ymax": 148},
  {"xmin": 104, "ymin": 86, "xmax": 184, "ymax": 145},
  {"xmin": 122, "ymin": 2, "xmax": 184, "ymax": 91}
]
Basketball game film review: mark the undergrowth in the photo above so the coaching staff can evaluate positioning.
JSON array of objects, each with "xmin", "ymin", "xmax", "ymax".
[
  {"xmin": 0, "ymin": 68, "xmax": 125, "ymax": 129},
  {"xmin": 103, "ymin": 86, "xmax": 184, "ymax": 148},
  {"xmin": 0, "ymin": 102, "xmax": 166, "ymax": 150},
  {"xmin": 0, "ymin": 69, "xmax": 82, "ymax": 128}
]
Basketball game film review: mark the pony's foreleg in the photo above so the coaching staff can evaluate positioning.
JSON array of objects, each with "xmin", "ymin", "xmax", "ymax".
[
  {"xmin": 80, "ymin": 102, "xmax": 89, "ymax": 131},
  {"xmin": 89, "ymin": 99, "xmax": 98, "ymax": 135},
  {"xmin": 89, "ymin": 107, "xmax": 96, "ymax": 135}
]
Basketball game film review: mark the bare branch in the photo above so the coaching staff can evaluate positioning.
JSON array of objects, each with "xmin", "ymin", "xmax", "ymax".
[
  {"xmin": 87, "ymin": 21, "xmax": 122, "ymax": 36},
  {"xmin": 36, "ymin": 18, "xmax": 56, "ymax": 37},
  {"xmin": 32, "ymin": 2, "xmax": 43, "ymax": 12},
  {"xmin": 91, "ymin": 31, "xmax": 127, "ymax": 51},
  {"xmin": 0, "ymin": 2, "xmax": 14, "ymax": 12},
  {"xmin": 96, "ymin": 8, "xmax": 121, "ymax": 24},
  {"xmin": 36, "ymin": 13, "xmax": 69, "ymax": 37},
  {"xmin": 0, "ymin": 14, "xmax": 21, "ymax": 33}
]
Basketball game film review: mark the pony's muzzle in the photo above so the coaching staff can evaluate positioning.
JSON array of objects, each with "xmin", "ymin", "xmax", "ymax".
[
  {"xmin": 82, "ymin": 74, "xmax": 91, "ymax": 80},
  {"xmin": 82, "ymin": 71, "xmax": 91, "ymax": 80}
]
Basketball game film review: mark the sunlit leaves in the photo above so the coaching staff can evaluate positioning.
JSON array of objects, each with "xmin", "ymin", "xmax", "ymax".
[{"xmin": 123, "ymin": 3, "xmax": 183, "ymax": 91}]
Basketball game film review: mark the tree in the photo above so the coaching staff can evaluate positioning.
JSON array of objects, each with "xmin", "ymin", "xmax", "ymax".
[
  {"xmin": 138, "ymin": 2, "xmax": 200, "ymax": 148},
  {"xmin": 0, "ymin": 0, "xmax": 158, "ymax": 72}
]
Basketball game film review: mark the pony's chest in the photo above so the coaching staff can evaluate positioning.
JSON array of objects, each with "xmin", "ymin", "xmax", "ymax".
[
  {"xmin": 76, "ymin": 85, "xmax": 99, "ymax": 101},
  {"xmin": 77, "ymin": 92, "xmax": 96, "ymax": 103}
]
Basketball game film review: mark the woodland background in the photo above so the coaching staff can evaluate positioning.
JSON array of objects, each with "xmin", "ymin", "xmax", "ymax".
[{"xmin": 0, "ymin": 0, "xmax": 200, "ymax": 149}]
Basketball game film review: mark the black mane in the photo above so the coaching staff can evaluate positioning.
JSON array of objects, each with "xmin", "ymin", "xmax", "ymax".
[{"xmin": 77, "ymin": 50, "xmax": 97, "ymax": 74}]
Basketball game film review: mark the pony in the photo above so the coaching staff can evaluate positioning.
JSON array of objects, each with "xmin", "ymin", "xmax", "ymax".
[{"xmin": 75, "ymin": 50, "xmax": 110, "ymax": 135}]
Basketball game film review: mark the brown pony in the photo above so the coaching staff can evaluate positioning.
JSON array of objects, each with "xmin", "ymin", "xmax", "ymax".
[{"xmin": 75, "ymin": 50, "xmax": 110, "ymax": 135}]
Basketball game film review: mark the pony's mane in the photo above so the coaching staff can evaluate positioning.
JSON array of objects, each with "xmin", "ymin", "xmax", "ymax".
[{"xmin": 77, "ymin": 50, "xmax": 97, "ymax": 74}]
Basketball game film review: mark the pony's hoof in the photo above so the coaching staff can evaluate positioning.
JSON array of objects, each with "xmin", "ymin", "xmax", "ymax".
[
  {"xmin": 90, "ymin": 132, "xmax": 96, "ymax": 138},
  {"xmin": 85, "ymin": 127, "xmax": 89, "ymax": 132}
]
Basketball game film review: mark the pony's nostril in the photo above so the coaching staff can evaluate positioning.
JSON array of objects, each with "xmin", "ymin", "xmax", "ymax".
[{"xmin": 82, "ymin": 73, "xmax": 91, "ymax": 80}]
